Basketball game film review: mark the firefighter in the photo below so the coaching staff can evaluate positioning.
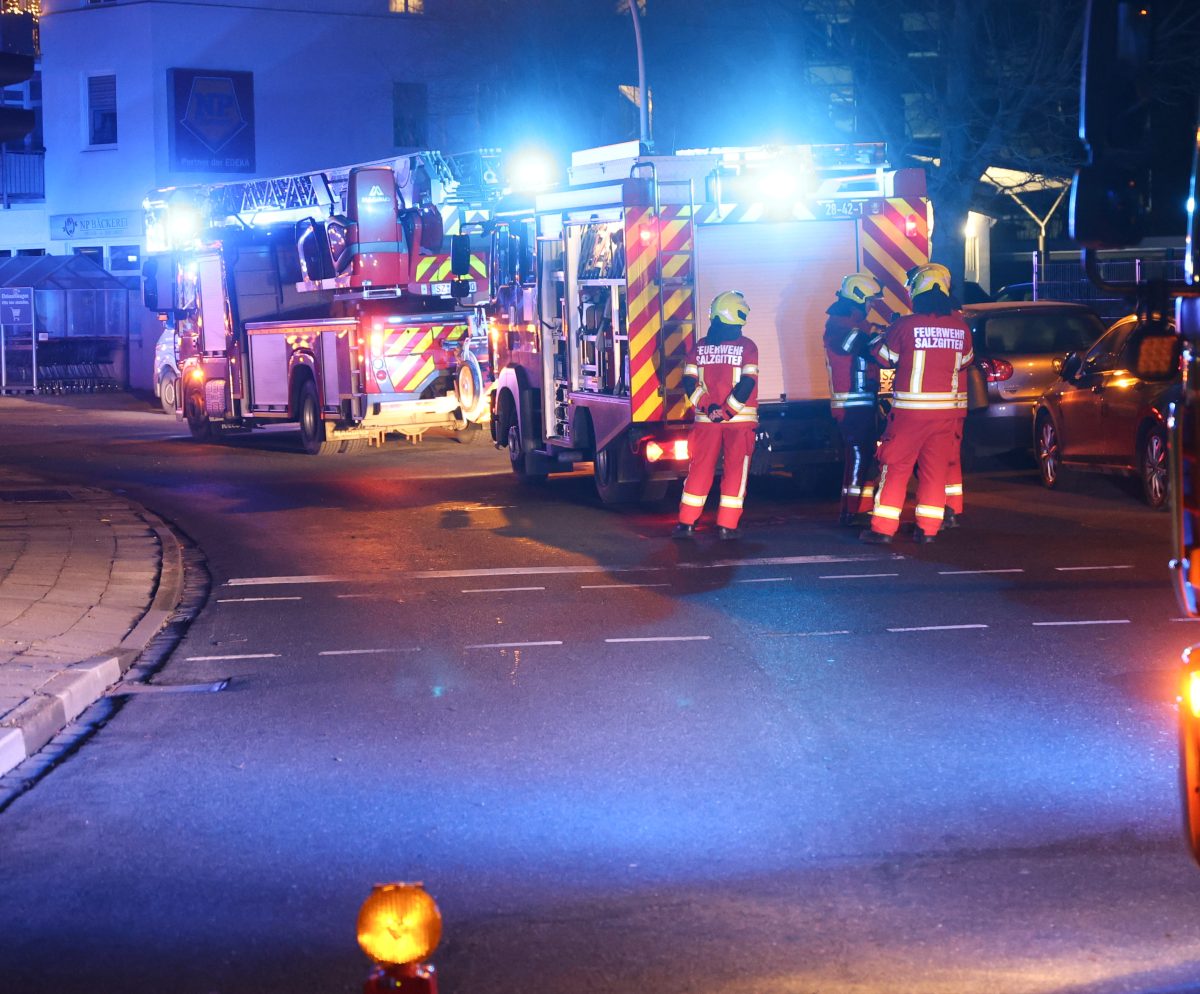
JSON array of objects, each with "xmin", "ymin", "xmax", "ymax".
[
  {"xmin": 673, "ymin": 290, "xmax": 760, "ymax": 540},
  {"xmin": 907, "ymin": 263, "xmax": 966, "ymax": 529},
  {"xmin": 861, "ymin": 264, "xmax": 973, "ymax": 544},
  {"xmin": 824, "ymin": 273, "xmax": 885, "ymax": 526}
]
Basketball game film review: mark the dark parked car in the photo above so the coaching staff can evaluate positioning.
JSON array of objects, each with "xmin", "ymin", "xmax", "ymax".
[
  {"xmin": 962, "ymin": 301, "xmax": 1108, "ymax": 456},
  {"xmin": 1033, "ymin": 315, "xmax": 1180, "ymax": 509}
]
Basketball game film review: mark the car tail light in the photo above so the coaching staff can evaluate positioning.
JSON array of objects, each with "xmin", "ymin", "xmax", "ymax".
[{"xmin": 978, "ymin": 358, "xmax": 1013, "ymax": 382}]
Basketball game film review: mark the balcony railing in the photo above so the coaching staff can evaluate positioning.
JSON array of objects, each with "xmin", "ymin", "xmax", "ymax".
[{"xmin": 0, "ymin": 147, "xmax": 44, "ymax": 206}]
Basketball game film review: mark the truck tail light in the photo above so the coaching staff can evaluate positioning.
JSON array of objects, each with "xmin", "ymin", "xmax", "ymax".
[
  {"xmin": 644, "ymin": 439, "xmax": 689, "ymax": 463},
  {"xmin": 977, "ymin": 358, "xmax": 1013, "ymax": 382}
]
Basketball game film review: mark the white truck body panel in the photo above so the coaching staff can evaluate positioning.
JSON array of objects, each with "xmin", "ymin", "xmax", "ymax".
[{"xmin": 693, "ymin": 218, "xmax": 859, "ymax": 404}]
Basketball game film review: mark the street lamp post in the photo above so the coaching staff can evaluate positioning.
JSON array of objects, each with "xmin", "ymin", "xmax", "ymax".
[{"xmin": 628, "ymin": 0, "xmax": 650, "ymax": 149}]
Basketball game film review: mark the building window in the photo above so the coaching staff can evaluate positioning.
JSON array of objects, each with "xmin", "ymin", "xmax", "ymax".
[
  {"xmin": 393, "ymin": 82, "xmax": 428, "ymax": 148},
  {"xmin": 389, "ymin": 0, "xmax": 424, "ymax": 12},
  {"xmin": 109, "ymin": 244, "xmax": 141, "ymax": 272},
  {"xmin": 86, "ymin": 73, "xmax": 117, "ymax": 146}
]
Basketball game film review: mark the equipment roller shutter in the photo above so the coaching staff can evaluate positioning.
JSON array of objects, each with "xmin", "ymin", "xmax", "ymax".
[{"xmin": 694, "ymin": 219, "xmax": 859, "ymax": 403}]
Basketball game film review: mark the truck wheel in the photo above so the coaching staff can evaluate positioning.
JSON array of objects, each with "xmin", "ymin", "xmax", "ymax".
[
  {"xmin": 593, "ymin": 442, "xmax": 639, "ymax": 505},
  {"xmin": 298, "ymin": 379, "xmax": 338, "ymax": 455},
  {"xmin": 159, "ymin": 370, "xmax": 178, "ymax": 414},
  {"xmin": 184, "ymin": 386, "xmax": 213, "ymax": 442}
]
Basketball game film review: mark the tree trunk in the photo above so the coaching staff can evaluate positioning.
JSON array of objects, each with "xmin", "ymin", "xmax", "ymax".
[{"xmin": 930, "ymin": 181, "xmax": 974, "ymax": 298}]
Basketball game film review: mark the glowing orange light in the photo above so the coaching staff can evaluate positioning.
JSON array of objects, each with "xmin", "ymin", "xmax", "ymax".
[
  {"xmin": 673, "ymin": 439, "xmax": 689, "ymax": 460},
  {"xmin": 357, "ymin": 883, "xmax": 441, "ymax": 967},
  {"xmin": 1187, "ymin": 671, "xmax": 1200, "ymax": 720},
  {"xmin": 644, "ymin": 441, "xmax": 664, "ymax": 462}
]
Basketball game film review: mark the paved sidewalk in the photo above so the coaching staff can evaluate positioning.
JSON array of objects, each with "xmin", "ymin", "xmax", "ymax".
[{"xmin": 0, "ymin": 469, "xmax": 182, "ymax": 778}]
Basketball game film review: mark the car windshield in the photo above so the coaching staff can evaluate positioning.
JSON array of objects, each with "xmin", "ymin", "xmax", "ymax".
[{"xmin": 979, "ymin": 312, "xmax": 1103, "ymax": 355}]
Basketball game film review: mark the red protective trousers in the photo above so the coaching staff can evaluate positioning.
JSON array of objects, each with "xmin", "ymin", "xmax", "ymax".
[
  {"xmin": 678, "ymin": 422, "xmax": 756, "ymax": 529},
  {"xmin": 870, "ymin": 410, "xmax": 963, "ymax": 537}
]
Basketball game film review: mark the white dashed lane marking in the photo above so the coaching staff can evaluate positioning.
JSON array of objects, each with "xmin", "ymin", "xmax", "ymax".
[
  {"xmin": 225, "ymin": 575, "xmax": 342, "ymax": 586},
  {"xmin": 318, "ymin": 648, "xmax": 420, "ymax": 657},
  {"xmin": 1054, "ymin": 565, "xmax": 1134, "ymax": 572},
  {"xmin": 605, "ymin": 635, "xmax": 712, "ymax": 644},
  {"xmin": 461, "ymin": 586, "xmax": 546, "ymax": 594},
  {"xmin": 735, "ymin": 577, "xmax": 790, "ymax": 584},
  {"xmin": 185, "ymin": 653, "xmax": 280, "ymax": 661},
  {"xmin": 888, "ymin": 624, "xmax": 989, "ymax": 633},
  {"xmin": 1032, "ymin": 619, "xmax": 1131, "ymax": 627},
  {"xmin": 579, "ymin": 583, "xmax": 670, "ymax": 590},
  {"xmin": 820, "ymin": 573, "xmax": 901, "ymax": 580},
  {"xmin": 465, "ymin": 640, "xmax": 564, "ymax": 650},
  {"xmin": 217, "ymin": 596, "xmax": 303, "ymax": 604}
]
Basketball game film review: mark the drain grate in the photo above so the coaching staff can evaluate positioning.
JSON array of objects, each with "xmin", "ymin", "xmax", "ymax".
[{"xmin": 0, "ymin": 489, "xmax": 75, "ymax": 503}]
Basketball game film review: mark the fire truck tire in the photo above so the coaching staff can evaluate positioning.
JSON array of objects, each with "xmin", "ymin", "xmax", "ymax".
[
  {"xmin": 454, "ymin": 356, "xmax": 486, "ymax": 423},
  {"xmin": 593, "ymin": 442, "xmax": 639, "ymax": 505},
  {"xmin": 184, "ymin": 386, "xmax": 213, "ymax": 442},
  {"xmin": 298, "ymin": 378, "xmax": 340, "ymax": 456},
  {"xmin": 159, "ymin": 370, "xmax": 178, "ymax": 415}
]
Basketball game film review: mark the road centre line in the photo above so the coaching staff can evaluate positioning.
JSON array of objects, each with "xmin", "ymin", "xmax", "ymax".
[
  {"xmin": 605, "ymin": 635, "xmax": 712, "ymax": 643},
  {"xmin": 1032, "ymin": 619, "xmax": 1131, "ymax": 627},
  {"xmin": 318, "ymin": 648, "xmax": 419, "ymax": 656},
  {"xmin": 217, "ymin": 596, "xmax": 303, "ymax": 603},
  {"xmin": 888, "ymin": 623, "xmax": 989, "ymax": 633},
  {"xmin": 938, "ymin": 568, "xmax": 1025, "ymax": 576},
  {"xmin": 411, "ymin": 554, "xmax": 886, "ymax": 580},
  {"xmin": 819, "ymin": 572, "xmax": 900, "ymax": 580},
  {"xmin": 462, "ymin": 586, "xmax": 546, "ymax": 594},
  {"xmin": 465, "ymin": 640, "xmax": 563, "ymax": 650},
  {"xmin": 766, "ymin": 630, "xmax": 851, "ymax": 637},
  {"xmin": 225, "ymin": 555, "xmax": 896, "ymax": 587},
  {"xmin": 226, "ymin": 575, "xmax": 343, "ymax": 586},
  {"xmin": 185, "ymin": 653, "xmax": 280, "ymax": 661},
  {"xmin": 1054, "ymin": 565, "xmax": 1134, "ymax": 572},
  {"xmin": 579, "ymin": 583, "xmax": 670, "ymax": 589}
]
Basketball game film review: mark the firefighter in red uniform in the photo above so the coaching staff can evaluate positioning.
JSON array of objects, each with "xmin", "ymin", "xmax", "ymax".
[
  {"xmin": 824, "ymin": 273, "xmax": 885, "ymax": 526},
  {"xmin": 906, "ymin": 264, "xmax": 966, "ymax": 529},
  {"xmin": 861, "ymin": 265, "xmax": 973, "ymax": 544},
  {"xmin": 673, "ymin": 290, "xmax": 759, "ymax": 540}
]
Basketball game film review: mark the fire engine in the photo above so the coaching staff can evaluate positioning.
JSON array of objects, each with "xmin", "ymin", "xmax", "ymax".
[
  {"xmin": 142, "ymin": 150, "xmax": 501, "ymax": 453},
  {"xmin": 486, "ymin": 140, "xmax": 930, "ymax": 501}
]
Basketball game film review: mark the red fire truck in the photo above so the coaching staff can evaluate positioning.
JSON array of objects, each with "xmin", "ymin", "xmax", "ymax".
[
  {"xmin": 142, "ymin": 151, "xmax": 499, "ymax": 453},
  {"xmin": 486, "ymin": 141, "xmax": 930, "ymax": 501}
]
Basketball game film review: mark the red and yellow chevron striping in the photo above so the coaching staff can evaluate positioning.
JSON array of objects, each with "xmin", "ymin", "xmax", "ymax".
[
  {"xmin": 365, "ymin": 323, "xmax": 470, "ymax": 395},
  {"xmin": 861, "ymin": 197, "xmax": 930, "ymax": 324},
  {"xmin": 624, "ymin": 204, "xmax": 697, "ymax": 423}
]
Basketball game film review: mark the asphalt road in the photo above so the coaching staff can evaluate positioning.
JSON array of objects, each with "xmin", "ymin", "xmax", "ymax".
[{"xmin": 1, "ymin": 393, "xmax": 1198, "ymax": 994}]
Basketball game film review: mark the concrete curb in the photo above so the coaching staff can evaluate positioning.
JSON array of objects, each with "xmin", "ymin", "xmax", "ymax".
[{"xmin": 0, "ymin": 499, "xmax": 188, "ymax": 779}]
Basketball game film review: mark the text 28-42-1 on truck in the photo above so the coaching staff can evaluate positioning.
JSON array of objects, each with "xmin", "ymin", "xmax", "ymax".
[
  {"xmin": 485, "ymin": 141, "xmax": 930, "ymax": 502},
  {"xmin": 142, "ymin": 151, "xmax": 499, "ymax": 453}
]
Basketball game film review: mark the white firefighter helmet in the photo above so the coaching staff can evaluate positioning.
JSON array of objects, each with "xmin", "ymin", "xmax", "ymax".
[
  {"xmin": 838, "ymin": 273, "xmax": 883, "ymax": 305},
  {"xmin": 907, "ymin": 263, "xmax": 951, "ymax": 298},
  {"xmin": 709, "ymin": 290, "xmax": 750, "ymax": 326}
]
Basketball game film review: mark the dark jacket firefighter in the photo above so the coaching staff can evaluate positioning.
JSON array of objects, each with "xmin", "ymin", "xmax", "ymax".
[
  {"xmin": 863, "ymin": 263, "xmax": 973, "ymax": 544},
  {"xmin": 824, "ymin": 273, "xmax": 884, "ymax": 526},
  {"xmin": 674, "ymin": 290, "xmax": 759, "ymax": 539}
]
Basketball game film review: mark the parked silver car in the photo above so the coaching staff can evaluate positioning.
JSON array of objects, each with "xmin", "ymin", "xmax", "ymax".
[{"xmin": 962, "ymin": 301, "xmax": 1108, "ymax": 456}]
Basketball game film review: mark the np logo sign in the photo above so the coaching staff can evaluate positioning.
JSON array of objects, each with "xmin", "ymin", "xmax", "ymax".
[
  {"xmin": 182, "ymin": 77, "xmax": 247, "ymax": 152},
  {"xmin": 169, "ymin": 68, "xmax": 256, "ymax": 174}
]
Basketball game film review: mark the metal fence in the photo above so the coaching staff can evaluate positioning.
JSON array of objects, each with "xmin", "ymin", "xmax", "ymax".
[{"xmin": 1027, "ymin": 254, "xmax": 1187, "ymax": 323}]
